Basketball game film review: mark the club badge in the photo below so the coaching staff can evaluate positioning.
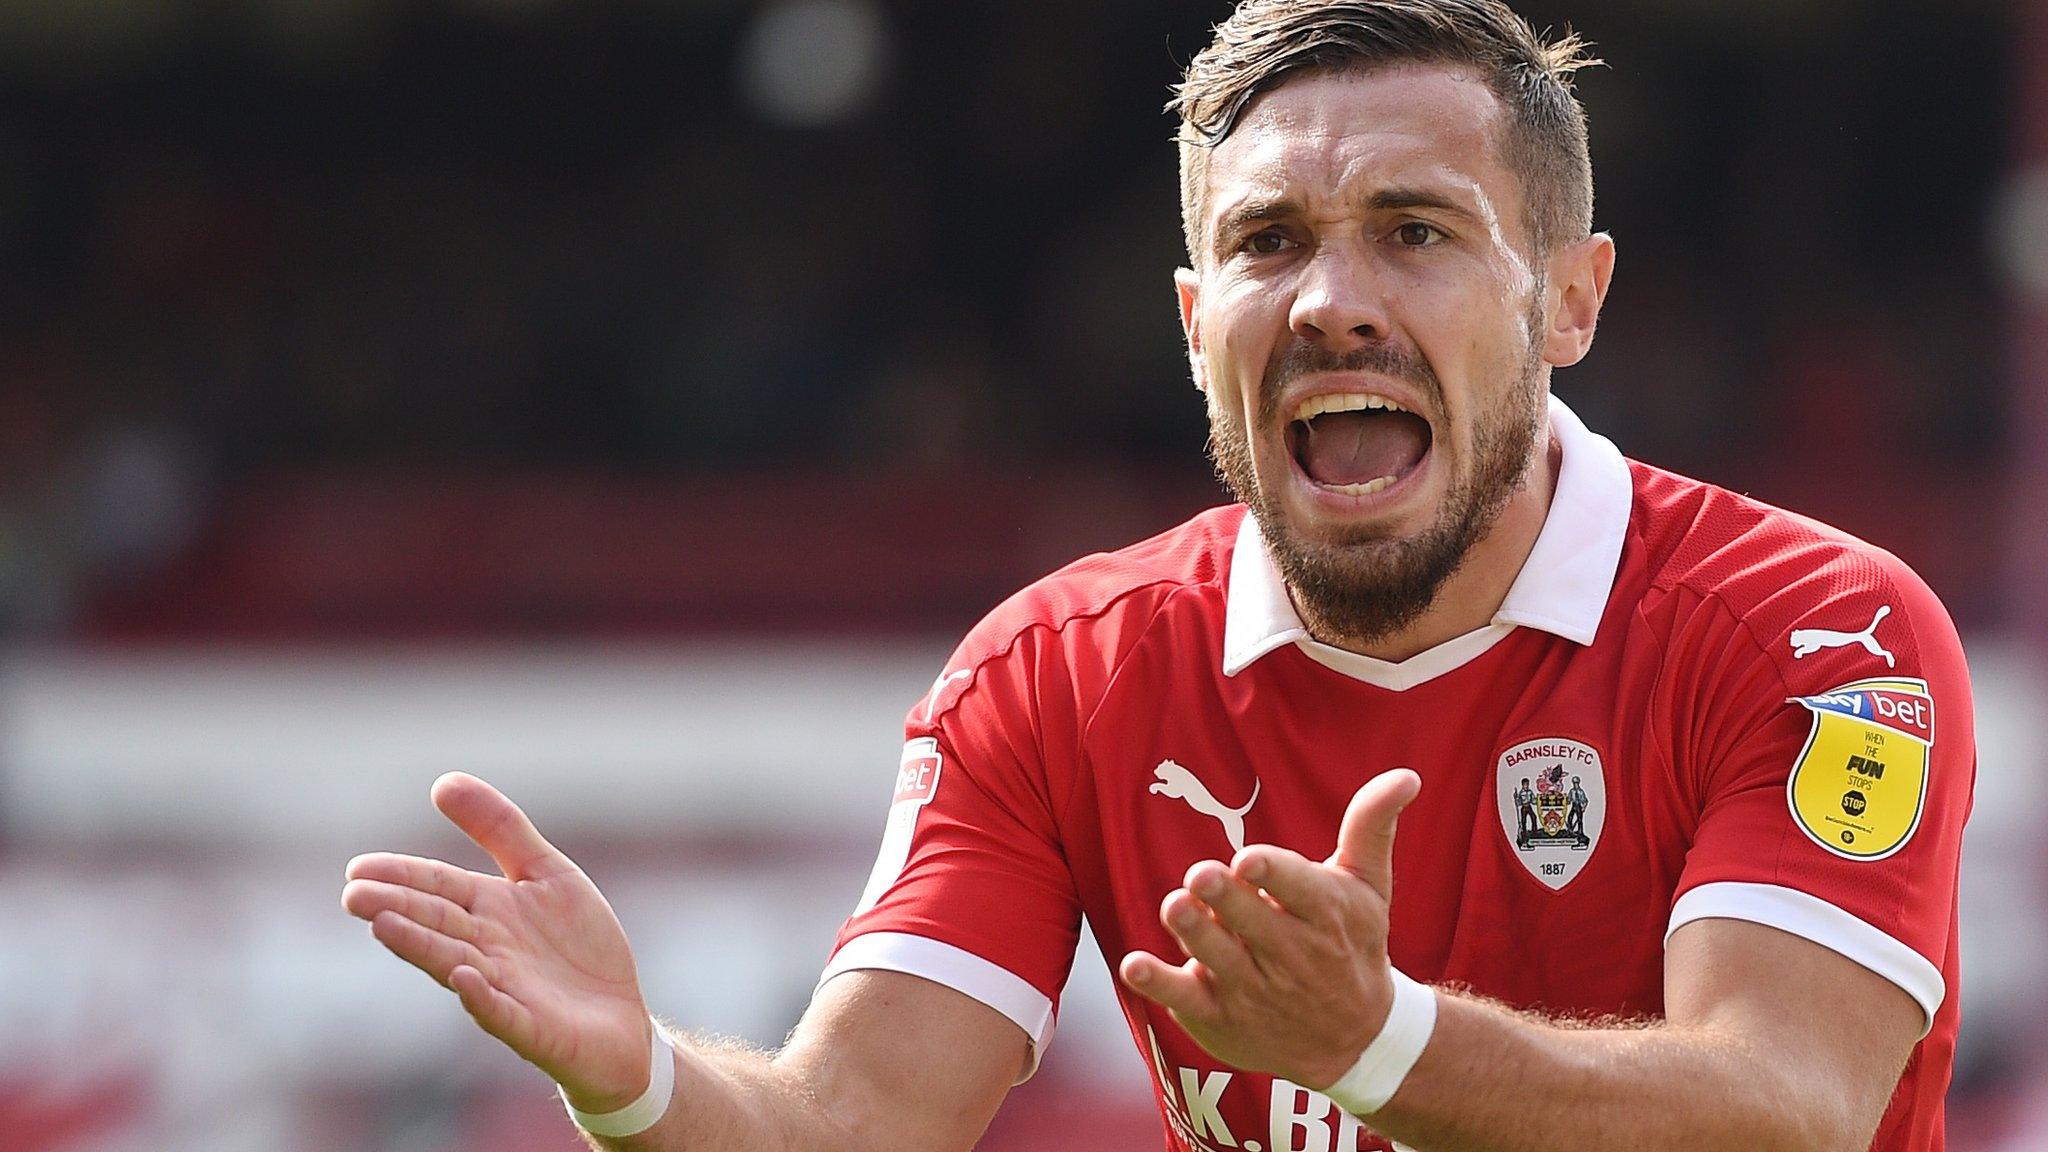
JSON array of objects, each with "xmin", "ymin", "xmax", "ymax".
[{"xmin": 1496, "ymin": 737, "xmax": 1605, "ymax": 890}]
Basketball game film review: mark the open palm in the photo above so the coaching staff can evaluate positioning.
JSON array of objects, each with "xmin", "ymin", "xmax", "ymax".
[{"xmin": 342, "ymin": 772, "xmax": 655, "ymax": 1111}]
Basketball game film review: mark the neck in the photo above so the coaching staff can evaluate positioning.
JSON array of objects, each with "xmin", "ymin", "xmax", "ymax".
[{"xmin": 1294, "ymin": 432, "xmax": 1563, "ymax": 663}]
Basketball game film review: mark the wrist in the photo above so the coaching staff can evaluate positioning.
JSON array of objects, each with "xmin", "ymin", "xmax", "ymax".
[
  {"xmin": 1304, "ymin": 969, "xmax": 1398, "ymax": 1088},
  {"xmin": 1322, "ymin": 968, "xmax": 1438, "ymax": 1117},
  {"xmin": 562, "ymin": 1018, "xmax": 680, "ymax": 1138},
  {"xmin": 561, "ymin": 1017, "xmax": 660, "ymax": 1113}
]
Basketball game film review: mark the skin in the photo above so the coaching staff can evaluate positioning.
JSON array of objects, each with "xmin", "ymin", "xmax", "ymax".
[
  {"xmin": 1123, "ymin": 65, "xmax": 1921, "ymax": 1150},
  {"xmin": 1120, "ymin": 773, "xmax": 1923, "ymax": 1151},
  {"xmin": 1182, "ymin": 66, "xmax": 1611, "ymax": 661},
  {"xmin": 342, "ymin": 772, "xmax": 1021, "ymax": 1152},
  {"xmin": 342, "ymin": 62, "xmax": 1922, "ymax": 1152}
]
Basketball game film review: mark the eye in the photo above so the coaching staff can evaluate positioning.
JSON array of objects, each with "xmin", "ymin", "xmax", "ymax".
[
  {"xmin": 1393, "ymin": 221, "xmax": 1445, "ymax": 247},
  {"xmin": 1242, "ymin": 229, "xmax": 1299, "ymax": 256}
]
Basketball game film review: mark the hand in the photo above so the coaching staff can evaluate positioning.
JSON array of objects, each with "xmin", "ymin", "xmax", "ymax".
[
  {"xmin": 342, "ymin": 772, "xmax": 657, "ymax": 1112},
  {"xmin": 1118, "ymin": 769, "xmax": 1421, "ymax": 1089}
]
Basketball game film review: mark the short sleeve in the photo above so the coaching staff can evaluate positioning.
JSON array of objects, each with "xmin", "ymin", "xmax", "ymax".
[
  {"xmin": 819, "ymin": 621, "xmax": 1085, "ymax": 1075},
  {"xmin": 1668, "ymin": 553, "xmax": 1975, "ymax": 1034}
]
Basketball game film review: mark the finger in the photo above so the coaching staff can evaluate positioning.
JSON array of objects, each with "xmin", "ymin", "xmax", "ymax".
[
  {"xmin": 343, "ymin": 878, "xmax": 482, "ymax": 943},
  {"xmin": 1231, "ymin": 845, "xmax": 1337, "ymax": 920},
  {"xmin": 449, "ymin": 963, "xmax": 536, "ymax": 1052},
  {"xmin": 1161, "ymin": 889, "xmax": 1256, "ymax": 985},
  {"xmin": 1185, "ymin": 859, "xmax": 1293, "ymax": 947},
  {"xmin": 431, "ymin": 773, "xmax": 568, "ymax": 881},
  {"xmin": 1327, "ymin": 768, "xmax": 1422, "ymax": 899},
  {"xmin": 346, "ymin": 852, "xmax": 483, "ymax": 910},
  {"xmin": 369, "ymin": 910, "xmax": 489, "ymax": 987},
  {"xmin": 1118, "ymin": 950, "xmax": 1220, "ymax": 1020}
]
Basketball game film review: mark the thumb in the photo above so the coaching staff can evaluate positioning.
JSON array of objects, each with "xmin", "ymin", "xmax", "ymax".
[
  {"xmin": 1326, "ymin": 768, "xmax": 1421, "ymax": 899},
  {"xmin": 432, "ymin": 772, "xmax": 569, "ymax": 881}
]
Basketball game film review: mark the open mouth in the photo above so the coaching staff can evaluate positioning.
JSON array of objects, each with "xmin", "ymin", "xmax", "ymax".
[{"xmin": 1286, "ymin": 393, "xmax": 1434, "ymax": 495}]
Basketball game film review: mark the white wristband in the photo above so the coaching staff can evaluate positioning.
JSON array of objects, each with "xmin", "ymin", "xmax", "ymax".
[
  {"xmin": 561, "ymin": 1020, "xmax": 678, "ymax": 1139},
  {"xmin": 1323, "ymin": 969, "xmax": 1437, "ymax": 1117}
]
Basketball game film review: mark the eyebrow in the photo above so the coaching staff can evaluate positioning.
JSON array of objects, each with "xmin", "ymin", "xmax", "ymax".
[
  {"xmin": 1210, "ymin": 185, "xmax": 1479, "ymax": 259},
  {"xmin": 1367, "ymin": 186, "xmax": 1477, "ymax": 217}
]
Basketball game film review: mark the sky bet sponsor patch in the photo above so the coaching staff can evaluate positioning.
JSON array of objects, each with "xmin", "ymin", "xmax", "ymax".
[
  {"xmin": 1786, "ymin": 678, "xmax": 1932, "ymax": 861},
  {"xmin": 854, "ymin": 738, "xmax": 943, "ymax": 914}
]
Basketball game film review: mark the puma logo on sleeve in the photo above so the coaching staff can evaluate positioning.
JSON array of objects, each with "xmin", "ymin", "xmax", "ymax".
[
  {"xmin": 1789, "ymin": 605, "xmax": 1895, "ymax": 667},
  {"xmin": 922, "ymin": 669, "xmax": 973, "ymax": 722},
  {"xmin": 1149, "ymin": 759, "xmax": 1260, "ymax": 854}
]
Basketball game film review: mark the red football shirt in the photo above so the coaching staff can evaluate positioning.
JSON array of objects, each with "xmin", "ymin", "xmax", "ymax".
[{"xmin": 824, "ymin": 398, "xmax": 1972, "ymax": 1152}]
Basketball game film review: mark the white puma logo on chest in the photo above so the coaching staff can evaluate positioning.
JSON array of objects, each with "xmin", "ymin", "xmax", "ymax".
[
  {"xmin": 1149, "ymin": 759, "xmax": 1260, "ymax": 854},
  {"xmin": 1789, "ymin": 605, "xmax": 1895, "ymax": 667}
]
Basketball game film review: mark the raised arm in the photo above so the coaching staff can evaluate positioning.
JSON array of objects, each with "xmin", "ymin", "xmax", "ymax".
[
  {"xmin": 1365, "ymin": 915, "xmax": 1919, "ymax": 1151},
  {"xmin": 341, "ymin": 772, "xmax": 1024, "ymax": 1152},
  {"xmin": 1122, "ymin": 770, "xmax": 1923, "ymax": 1151}
]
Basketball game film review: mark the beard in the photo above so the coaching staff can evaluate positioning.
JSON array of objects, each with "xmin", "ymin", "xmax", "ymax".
[{"xmin": 1207, "ymin": 309, "xmax": 1548, "ymax": 650}]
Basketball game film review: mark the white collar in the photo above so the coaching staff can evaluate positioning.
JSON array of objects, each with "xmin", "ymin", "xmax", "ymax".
[{"xmin": 1220, "ymin": 394, "xmax": 1633, "ymax": 691}]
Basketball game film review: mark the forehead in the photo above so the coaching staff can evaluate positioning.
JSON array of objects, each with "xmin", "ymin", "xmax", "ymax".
[{"xmin": 1204, "ymin": 65, "xmax": 1513, "ymax": 220}]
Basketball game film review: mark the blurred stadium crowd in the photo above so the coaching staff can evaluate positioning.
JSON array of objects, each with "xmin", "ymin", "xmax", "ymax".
[
  {"xmin": 0, "ymin": 0, "xmax": 2017, "ymax": 637},
  {"xmin": 0, "ymin": 1, "xmax": 2043, "ymax": 1150}
]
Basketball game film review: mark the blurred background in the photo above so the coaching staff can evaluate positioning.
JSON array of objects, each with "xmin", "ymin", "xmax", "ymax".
[{"xmin": 0, "ymin": 0, "xmax": 2043, "ymax": 1148}]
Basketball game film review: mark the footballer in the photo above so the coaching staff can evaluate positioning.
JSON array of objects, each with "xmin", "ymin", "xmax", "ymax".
[{"xmin": 342, "ymin": 1, "xmax": 1973, "ymax": 1149}]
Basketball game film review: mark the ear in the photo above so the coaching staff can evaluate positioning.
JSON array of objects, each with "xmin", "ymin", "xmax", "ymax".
[
  {"xmin": 1541, "ymin": 232, "xmax": 1616, "ymax": 369},
  {"xmin": 1175, "ymin": 266, "xmax": 1208, "ymax": 394}
]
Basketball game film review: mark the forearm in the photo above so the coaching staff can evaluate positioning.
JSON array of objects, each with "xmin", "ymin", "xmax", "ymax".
[
  {"xmin": 345, "ymin": 785, "xmax": 1015, "ymax": 1152},
  {"xmin": 1366, "ymin": 990, "xmax": 1878, "ymax": 1152},
  {"xmin": 575, "ymin": 976, "xmax": 1012, "ymax": 1152},
  {"xmin": 577, "ymin": 1025, "xmax": 856, "ymax": 1152}
]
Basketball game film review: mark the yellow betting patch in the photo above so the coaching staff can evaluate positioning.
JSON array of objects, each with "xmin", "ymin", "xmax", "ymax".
[{"xmin": 1786, "ymin": 677, "xmax": 1932, "ymax": 861}]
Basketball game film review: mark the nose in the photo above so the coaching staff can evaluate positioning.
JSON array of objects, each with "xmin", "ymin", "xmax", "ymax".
[{"xmin": 1287, "ymin": 243, "xmax": 1390, "ymax": 351}]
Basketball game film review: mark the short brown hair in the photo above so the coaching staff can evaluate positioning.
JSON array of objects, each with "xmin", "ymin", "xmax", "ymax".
[{"xmin": 1171, "ymin": 0, "xmax": 1599, "ymax": 262}]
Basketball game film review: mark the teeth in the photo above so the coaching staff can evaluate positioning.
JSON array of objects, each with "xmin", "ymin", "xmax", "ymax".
[
  {"xmin": 1291, "ymin": 393, "xmax": 1408, "ymax": 423},
  {"xmin": 1328, "ymin": 475, "xmax": 1398, "ymax": 496}
]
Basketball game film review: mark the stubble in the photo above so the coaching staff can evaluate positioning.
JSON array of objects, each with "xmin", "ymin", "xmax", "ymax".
[{"xmin": 1207, "ymin": 301, "xmax": 1549, "ymax": 650}]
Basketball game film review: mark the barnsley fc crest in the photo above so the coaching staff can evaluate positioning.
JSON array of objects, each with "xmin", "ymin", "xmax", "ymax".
[{"xmin": 1496, "ymin": 738, "xmax": 1605, "ymax": 890}]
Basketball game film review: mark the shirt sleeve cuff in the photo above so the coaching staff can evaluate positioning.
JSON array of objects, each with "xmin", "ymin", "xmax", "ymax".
[
  {"xmin": 818, "ymin": 931, "xmax": 1056, "ymax": 1080},
  {"xmin": 1666, "ymin": 880, "xmax": 1943, "ymax": 1038}
]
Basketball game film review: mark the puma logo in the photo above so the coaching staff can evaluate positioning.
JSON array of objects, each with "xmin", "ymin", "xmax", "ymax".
[
  {"xmin": 1149, "ymin": 759, "xmax": 1260, "ymax": 854},
  {"xmin": 1789, "ymin": 605, "xmax": 1895, "ymax": 667},
  {"xmin": 922, "ymin": 669, "xmax": 972, "ymax": 722}
]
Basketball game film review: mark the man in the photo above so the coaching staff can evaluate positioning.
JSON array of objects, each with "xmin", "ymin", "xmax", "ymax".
[
  {"xmin": 1514, "ymin": 775, "xmax": 1536, "ymax": 848},
  {"xmin": 341, "ymin": 2, "xmax": 1972, "ymax": 1149},
  {"xmin": 1567, "ymin": 774, "xmax": 1589, "ymax": 843}
]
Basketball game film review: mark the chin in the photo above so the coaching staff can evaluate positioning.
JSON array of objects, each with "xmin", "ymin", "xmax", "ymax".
[{"xmin": 1246, "ymin": 458, "xmax": 1493, "ymax": 645}]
